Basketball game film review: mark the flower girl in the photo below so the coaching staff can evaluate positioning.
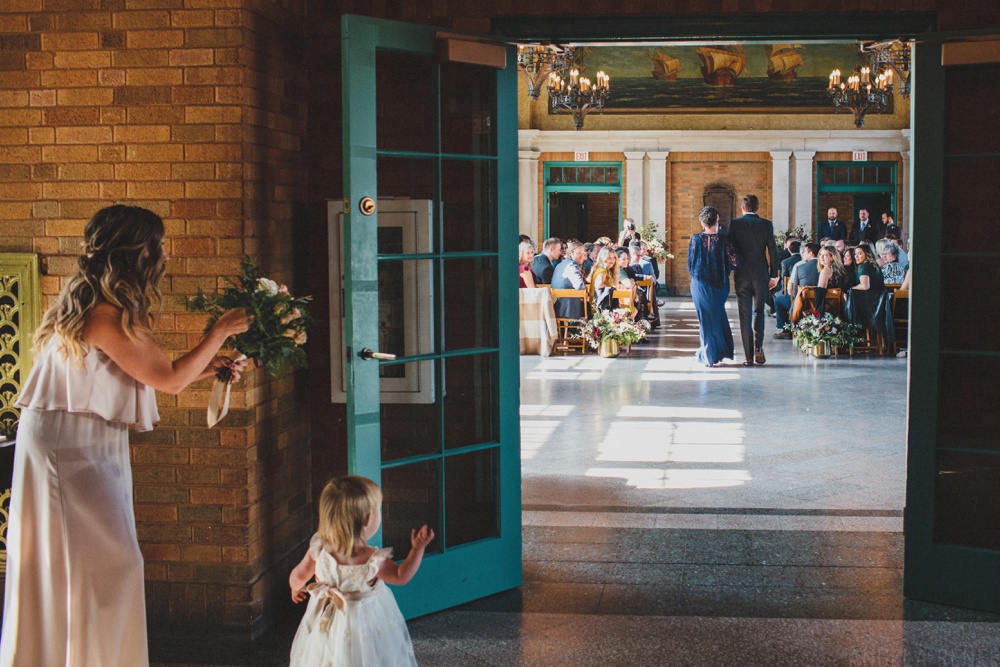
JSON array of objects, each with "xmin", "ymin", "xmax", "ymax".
[{"xmin": 289, "ymin": 475, "xmax": 434, "ymax": 666}]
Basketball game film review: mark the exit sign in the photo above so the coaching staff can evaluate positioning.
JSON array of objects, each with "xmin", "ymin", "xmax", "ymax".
[
  {"xmin": 852, "ymin": 150, "xmax": 868, "ymax": 161},
  {"xmin": 574, "ymin": 151, "xmax": 589, "ymax": 161}
]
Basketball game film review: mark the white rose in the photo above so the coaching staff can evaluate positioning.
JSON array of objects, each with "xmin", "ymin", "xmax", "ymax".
[{"xmin": 257, "ymin": 277, "xmax": 279, "ymax": 294}]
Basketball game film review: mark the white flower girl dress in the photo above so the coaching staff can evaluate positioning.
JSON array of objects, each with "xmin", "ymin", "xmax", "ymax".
[{"xmin": 289, "ymin": 533, "xmax": 418, "ymax": 667}]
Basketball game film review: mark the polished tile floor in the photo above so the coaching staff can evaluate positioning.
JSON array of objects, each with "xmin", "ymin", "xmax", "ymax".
[{"xmin": 153, "ymin": 299, "xmax": 1000, "ymax": 666}]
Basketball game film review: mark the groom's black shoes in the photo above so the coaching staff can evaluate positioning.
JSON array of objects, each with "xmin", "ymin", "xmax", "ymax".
[
  {"xmin": 754, "ymin": 348, "xmax": 766, "ymax": 365},
  {"xmin": 742, "ymin": 358, "xmax": 754, "ymax": 366}
]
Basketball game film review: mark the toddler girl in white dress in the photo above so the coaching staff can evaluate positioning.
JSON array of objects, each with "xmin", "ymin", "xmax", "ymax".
[{"xmin": 289, "ymin": 475, "xmax": 434, "ymax": 667}]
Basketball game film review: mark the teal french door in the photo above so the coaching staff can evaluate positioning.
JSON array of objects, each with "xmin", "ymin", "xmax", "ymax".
[
  {"xmin": 340, "ymin": 15, "xmax": 521, "ymax": 618},
  {"xmin": 904, "ymin": 38, "xmax": 1000, "ymax": 613}
]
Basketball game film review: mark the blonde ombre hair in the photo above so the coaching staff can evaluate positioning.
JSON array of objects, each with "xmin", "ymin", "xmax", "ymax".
[
  {"xmin": 317, "ymin": 475, "xmax": 382, "ymax": 557},
  {"xmin": 34, "ymin": 205, "xmax": 167, "ymax": 363}
]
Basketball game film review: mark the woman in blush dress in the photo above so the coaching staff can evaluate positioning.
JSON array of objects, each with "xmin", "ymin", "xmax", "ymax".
[
  {"xmin": 688, "ymin": 206, "xmax": 741, "ymax": 367},
  {"xmin": 1, "ymin": 205, "xmax": 251, "ymax": 667},
  {"xmin": 518, "ymin": 241, "xmax": 537, "ymax": 288}
]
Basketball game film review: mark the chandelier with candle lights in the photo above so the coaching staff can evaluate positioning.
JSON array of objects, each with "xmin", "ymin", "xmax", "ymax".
[
  {"xmin": 828, "ymin": 40, "xmax": 910, "ymax": 128},
  {"xmin": 516, "ymin": 45, "xmax": 575, "ymax": 101},
  {"xmin": 547, "ymin": 66, "xmax": 610, "ymax": 131}
]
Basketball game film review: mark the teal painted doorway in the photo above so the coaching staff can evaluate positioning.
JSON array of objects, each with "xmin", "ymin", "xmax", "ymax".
[{"xmin": 340, "ymin": 15, "xmax": 521, "ymax": 619}]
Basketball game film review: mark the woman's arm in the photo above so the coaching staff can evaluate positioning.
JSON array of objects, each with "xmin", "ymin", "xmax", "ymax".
[
  {"xmin": 901, "ymin": 269, "xmax": 910, "ymax": 290},
  {"xmin": 83, "ymin": 303, "xmax": 251, "ymax": 395},
  {"xmin": 377, "ymin": 526, "xmax": 434, "ymax": 586},
  {"xmin": 852, "ymin": 274, "xmax": 871, "ymax": 291},
  {"xmin": 520, "ymin": 267, "xmax": 536, "ymax": 288},
  {"xmin": 289, "ymin": 551, "xmax": 316, "ymax": 603}
]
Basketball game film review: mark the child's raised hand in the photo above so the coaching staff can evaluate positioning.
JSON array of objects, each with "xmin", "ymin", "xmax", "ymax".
[
  {"xmin": 410, "ymin": 525, "xmax": 435, "ymax": 551},
  {"xmin": 291, "ymin": 587, "xmax": 308, "ymax": 604}
]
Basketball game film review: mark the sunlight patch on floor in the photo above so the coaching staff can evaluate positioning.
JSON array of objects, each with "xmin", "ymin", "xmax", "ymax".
[
  {"xmin": 616, "ymin": 405, "xmax": 743, "ymax": 419},
  {"xmin": 596, "ymin": 421, "xmax": 746, "ymax": 463},
  {"xmin": 640, "ymin": 372, "xmax": 742, "ymax": 381},
  {"xmin": 519, "ymin": 420, "xmax": 561, "ymax": 460},
  {"xmin": 585, "ymin": 467, "xmax": 752, "ymax": 489},
  {"xmin": 520, "ymin": 404, "xmax": 575, "ymax": 417}
]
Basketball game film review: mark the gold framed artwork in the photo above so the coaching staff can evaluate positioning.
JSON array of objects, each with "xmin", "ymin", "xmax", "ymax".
[{"xmin": 553, "ymin": 43, "xmax": 888, "ymax": 114}]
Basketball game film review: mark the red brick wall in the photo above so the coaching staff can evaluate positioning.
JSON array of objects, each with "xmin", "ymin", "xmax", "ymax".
[
  {"xmin": 0, "ymin": 0, "xmax": 311, "ymax": 637},
  {"xmin": 667, "ymin": 153, "xmax": 771, "ymax": 294}
]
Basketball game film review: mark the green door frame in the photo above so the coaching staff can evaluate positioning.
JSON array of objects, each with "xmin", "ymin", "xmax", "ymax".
[
  {"xmin": 495, "ymin": 12, "xmax": 1000, "ymax": 615},
  {"xmin": 542, "ymin": 161, "xmax": 623, "ymax": 239},
  {"xmin": 814, "ymin": 161, "xmax": 898, "ymax": 231},
  {"xmin": 341, "ymin": 14, "xmax": 522, "ymax": 618}
]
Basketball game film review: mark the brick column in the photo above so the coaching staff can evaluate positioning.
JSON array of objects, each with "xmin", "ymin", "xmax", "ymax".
[{"xmin": 793, "ymin": 150, "xmax": 817, "ymax": 234}]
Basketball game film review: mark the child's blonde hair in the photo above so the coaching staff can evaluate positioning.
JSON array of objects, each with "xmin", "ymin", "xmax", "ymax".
[{"xmin": 317, "ymin": 475, "xmax": 382, "ymax": 557}]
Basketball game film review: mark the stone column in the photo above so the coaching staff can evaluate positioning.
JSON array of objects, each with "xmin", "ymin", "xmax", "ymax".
[
  {"xmin": 624, "ymin": 151, "xmax": 646, "ymax": 226},
  {"xmin": 770, "ymin": 150, "xmax": 792, "ymax": 232},
  {"xmin": 518, "ymin": 150, "xmax": 540, "ymax": 239},
  {"xmin": 646, "ymin": 151, "xmax": 670, "ymax": 237},
  {"xmin": 899, "ymin": 150, "xmax": 910, "ymax": 240},
  {"xmin": 792, "ymin": 150, "xmax": 817, "ymax": 234}
]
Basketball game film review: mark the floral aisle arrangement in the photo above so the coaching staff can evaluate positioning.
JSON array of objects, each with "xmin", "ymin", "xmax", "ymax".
[
  {"xmin": 184, "ymin": 257, "xmax": 313, "ymax": 426},
  {"xmin": 576, "ymin": 308, "xmax": 650, "ymax": 357},
  {"xmin": 776, "ymin": 225, "xmax": 812, "ymax": 245},
  {"xmin": 787, "ymin": 312, "xmax": 863, "ymax": 356},
  {"xmin": 639, "ymin": 220, "xmax": 675, "ymax": 261}
]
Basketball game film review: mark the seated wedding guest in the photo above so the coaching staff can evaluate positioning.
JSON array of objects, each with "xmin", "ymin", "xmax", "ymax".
[
  {"xmin": 847, "ymin": 245, "xmax": 894, "ymax": 344},
  {"xmin": 834, "ymin": 238, "xmax": 847, "ymax": 256},
  {"xmin": 779, "ymin": 240, "xmax": 802, "ymax": 292},
  {"xmin": 777, "ymin": 237, "xmax": 796, "ymax": 264},
  {"xmin": 615, "ymin": 248, "xmax": 650, "ymax": 321},
  {"xmin": 632, "ymin": 241, "xmax": 660, "ymax": 326},
  {"xmin": 812, "ymin": 245, "xmax": 849, "ymax": 315},
  {"xmin": 773, "ymin": 242, "xmax": 820, "ymax": 338},
  {"xmin": 552, "ymin": 239, "xmax": 570, "ymax": 274},
  {"xmin": 531, "ymin": 237, "xmax": 561, "ymax": 284},
  {"xmin": 588, "ymin": 246, "xmax": 618, "ymax": 311},
  {"xmin": 880, "ymin": 243, "xmax": 906, "ymax": 283},
  {"xmin": 518, "ymin": 234, "xmax": 534, "ymax": 248},
  {"xmin": 594, "ymin": 236, "xmax": 614, "ymax": 249},
  {"xmin": 582, "ymin": 242, "xmax": 595, "ymax": 274},
  {"xmin": 518, "ymin": 241, "xmax": 537, "ymax": 289},
  {"xmin": 841, "ymin": 246, "xmax": 858, "ymax": 288},
  {"xmin": 552, "ymin": 241, "xmax": 588, "ymax": 320}
]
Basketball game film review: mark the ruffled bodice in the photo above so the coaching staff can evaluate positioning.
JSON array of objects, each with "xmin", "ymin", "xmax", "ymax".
[
  {"xmin": 15, "ymin": 339, "xmax": 159, "ymax": 432},
  {"xmin": 309, "ymin": 534, "xmax": 392, "ymax": 593}
]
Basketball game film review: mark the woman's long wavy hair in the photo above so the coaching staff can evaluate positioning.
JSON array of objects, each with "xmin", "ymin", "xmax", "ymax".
[
  {"xmin": 34, "ymin": 204, "xmax": 167, "ymax": 362},
  {"xmin": 317, "ymin": 476, "xmax": 382, "ymax": 558}
]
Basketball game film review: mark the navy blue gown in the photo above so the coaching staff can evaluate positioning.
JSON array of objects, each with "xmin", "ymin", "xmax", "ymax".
[{"xmin": 688, "ymin": 231, "xmax": 741, "ymax": 366}]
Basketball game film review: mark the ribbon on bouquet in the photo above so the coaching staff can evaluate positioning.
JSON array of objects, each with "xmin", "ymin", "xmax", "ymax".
[{"xmin": 207, "ymin": 353, "xmax": 247, "ymax": 428}]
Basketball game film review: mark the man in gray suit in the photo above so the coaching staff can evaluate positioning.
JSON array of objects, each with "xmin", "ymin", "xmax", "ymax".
[
  {"xmin": 551, "ymin": 241, "xmax": 587, "ymax": 320},
  {"xmin": 773, "ymin": 242, "xmax": 821, "ymax": 338},
  {"xmin": 727, "ymin": 194, "xmax": 780, "ymax": 365}
]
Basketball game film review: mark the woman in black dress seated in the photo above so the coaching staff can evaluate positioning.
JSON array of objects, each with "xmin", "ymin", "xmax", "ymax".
[{"xmin": 846, "ymin": 245, "xmax": 894, "ymax": 345}]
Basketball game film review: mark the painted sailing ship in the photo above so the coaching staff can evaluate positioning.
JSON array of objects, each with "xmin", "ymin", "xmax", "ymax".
[
  {"xmin": 765, "ymin": 44, "xmax": 804, "ymax": 81},
  {"xmin": 694, "ymin": 45, "xmax": 746, "ymax": 86},
  {"xmin": 650, "ymin": 50, "xmax": 681, "ymax": 80}
]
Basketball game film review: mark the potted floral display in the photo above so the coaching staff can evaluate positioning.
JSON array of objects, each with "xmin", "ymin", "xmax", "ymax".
[
  {"xmin": 787, "ymin": 312, "xmax": 863, "ymax": 357},
  {"xmin": 576, "ymin": 308, "xmax": 651, "ymax": 357}
]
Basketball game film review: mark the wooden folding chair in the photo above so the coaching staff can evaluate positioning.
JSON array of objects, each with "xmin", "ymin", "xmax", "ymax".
[
  {"xmin": 550, "ymin": 288, "xmax": 589, "ymax": 355},
  {"xmin": 612, "ymin": 288, "xmax": 638, "ymax": 318}
]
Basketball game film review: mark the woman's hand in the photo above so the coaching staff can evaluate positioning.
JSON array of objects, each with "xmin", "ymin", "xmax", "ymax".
[
  {"xmin": 213, "ymin": 308, "xmax": 253, "ymax": 338},
  {"xmin": 207, "ymin": 355, "xmax": 249, "ymax": 383},
  {"xmin": 291, "ymin": 587, "xmax": 308, "ymax": 603}
]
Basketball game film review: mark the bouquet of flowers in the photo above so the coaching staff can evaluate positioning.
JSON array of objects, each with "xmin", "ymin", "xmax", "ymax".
[
  {"xmin": 786, "ymin": 312, "xmax": 863, "ymax": 353},
  {"xmin": 639, "ymin": 221, "xmax": 675, "ymax": 261},
  {"xmin": 776, "ymin": 225, "xmax": 812, "ymax": 245},
  {"xmin": 575, "ymin": 308, "xmax": 650, "ymax": 350},
  {"xmin": 184, "ymin": 257, "xmax": 313, "ymax": 426}
]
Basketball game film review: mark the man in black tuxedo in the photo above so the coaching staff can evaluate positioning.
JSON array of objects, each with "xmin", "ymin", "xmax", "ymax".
[
  {"xmin": 848, "ymin": 208, "xmax": 879, "ymax": 245},
  {"xmin": 728, "ymin": 194, "xmax": 780, "ymax": 366},
  {"xmin": 817, "ymin": 207, "xmax": 847, "ymax": 241}
]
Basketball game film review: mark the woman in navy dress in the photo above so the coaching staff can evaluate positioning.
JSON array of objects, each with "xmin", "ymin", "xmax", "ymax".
[{"xmin": 688, "ymin": 207, "xmax": 741, "ymax": 367}]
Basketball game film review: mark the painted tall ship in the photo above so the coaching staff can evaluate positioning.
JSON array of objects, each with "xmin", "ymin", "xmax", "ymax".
[
  {"xmin": 650, "ymin": 50, "xmax": 681, "ymax": 80},
  {"xmin": 694, "ymin": 45, "xmax": 746, "ymax": 86},
  {"xmin": 765, "ymin": 44, "xmax": 804, "ymax": 81}
]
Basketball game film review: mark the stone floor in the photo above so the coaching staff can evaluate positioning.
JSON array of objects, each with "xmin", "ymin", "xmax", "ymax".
[{"xmin": 152, "ymin": 299, "xmax": 1000, "ymax": 666}]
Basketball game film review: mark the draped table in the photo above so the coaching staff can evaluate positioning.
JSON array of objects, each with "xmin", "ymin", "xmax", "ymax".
[{"xmin": 518, "ymin": 287, "xmax": 557, "ymax": 356}]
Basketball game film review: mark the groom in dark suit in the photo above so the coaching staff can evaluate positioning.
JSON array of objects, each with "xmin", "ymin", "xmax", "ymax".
[{"xmin": 728, "ymin": 194, "xmax": 780, "ymax": 366}]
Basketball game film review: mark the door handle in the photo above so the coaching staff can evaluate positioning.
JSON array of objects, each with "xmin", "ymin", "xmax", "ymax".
[{"xmin": 359, "ymin": 347, "xmax": 397, "ymax": 361}]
